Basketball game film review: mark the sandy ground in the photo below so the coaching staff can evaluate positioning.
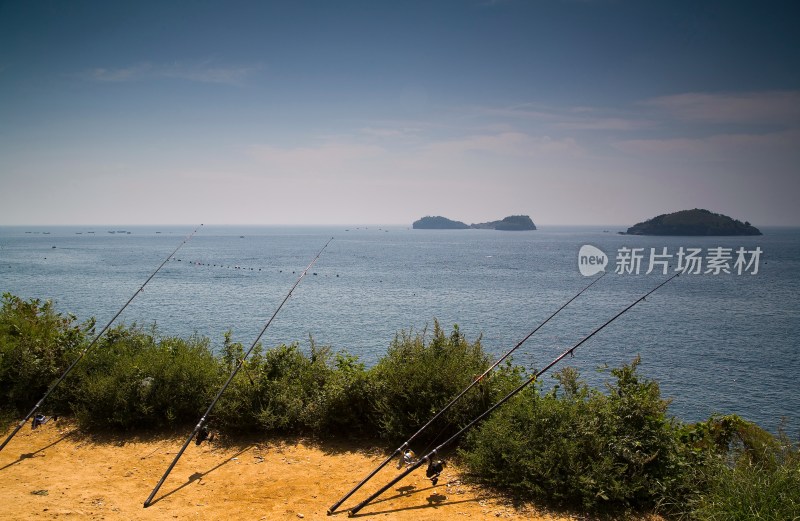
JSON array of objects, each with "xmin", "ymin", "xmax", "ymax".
[{"xmin": 0, "ymin": 420, "xmax": 573, "ymax": 521}]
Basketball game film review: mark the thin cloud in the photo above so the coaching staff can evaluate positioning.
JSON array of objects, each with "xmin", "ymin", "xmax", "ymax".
[
  {"xmin": 90, "ymin": 63, "xmax": 153, "ymax": 82},
  {"xmin": 160, "ymin": 62, "xmax": 260, "ymax": 85},
  {"xmin": 424, "ymin": 131, "xmax": 582, "ymax": 158},
  {"xmin": 86, "ymin": 60, "xmax": 260, "ymax": 86},
  {"xmin": 614, "ymin": 129, "xmax": 800, "ymax": 158},
  {"xmin": 360, "ymin": 126, "xmax": 424, "ymax": 139},
  {"xmin": 556, "ymin": 117, "xmax": 653, "ymax": 131},
  {"xmin": 641, "ymin": 90, "xmax": 800, "ymax": 126},
  {"xmin": 468, "ymin": 103, "xmax": 652, "ymax": 132},
  {"xmin": 469, "ymin": 103, "xmax": 561, "ymax": 122}
]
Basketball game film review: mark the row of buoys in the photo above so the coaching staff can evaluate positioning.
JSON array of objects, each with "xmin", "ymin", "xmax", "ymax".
[{"xmin": 169, "ymin": 258, "xmax": 339, "ymax": 277}]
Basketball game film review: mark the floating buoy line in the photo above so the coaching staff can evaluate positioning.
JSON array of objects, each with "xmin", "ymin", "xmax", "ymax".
[{"xmin": 169, "ymin": 257, "xmax": 338, "ymax": 277}]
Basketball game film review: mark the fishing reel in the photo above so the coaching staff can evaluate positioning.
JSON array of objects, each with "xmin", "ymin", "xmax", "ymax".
[
  {"xmin": 425, "ymin": 453, "xmax": 446, "ymax": 486},
  {"xmin": 397, "ymin": 448, "xmax": 417, "ymax": 469},
  {"xmin": 195, "ymin": 425, "xmax": 214, "ymax": 446},
  {"xmin": 31, "ymin": 414, "xmax": 57, "ymax": 430}
]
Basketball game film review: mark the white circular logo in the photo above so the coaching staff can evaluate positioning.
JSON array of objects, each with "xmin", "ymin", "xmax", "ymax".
[{"xmin": 578, "ymin": 245, "xmax": 608, "ymax": 276}]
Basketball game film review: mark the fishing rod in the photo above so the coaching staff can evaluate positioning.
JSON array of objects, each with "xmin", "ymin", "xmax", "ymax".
[
  {"xmin": 143, "ymin": 236, "xmax": 333, "ymax": 508},
  {"xmin": 328, "ymin": 271, "xmax": 607, "ymax": 514},
  {"xmin": 347, "ymin": 272, "xmax": 679, "ymax": 517},
  {"xmin": 0, "ymin": 225, "xmax": 202, "ymax": 453}
]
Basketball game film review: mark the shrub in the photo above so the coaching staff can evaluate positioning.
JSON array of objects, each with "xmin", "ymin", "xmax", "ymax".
[
  {"xmin": 213, "ymin": 337, "xmax": 369, "ymax": 436},
  {"xmin": 306, "ymin": 350, "xmax": 374, "ymax": 436},
  {"xmin": 677, "ymin": 416, "xmax": 800, "ymax": 520},
  {"xmin": 369, "ymin": 320, "xmax": 516, "ymax": 442},
  {"xmin": 460, "ymin": 357, "xmax": 686, "ymax": 515},
  {"xmin": 209, "ymin": 331, "xmax": 264, "ymax": 432},
  {"xmin": 691, "ymin": 450, "xmax": 800, "ymax": 520},
  {"xmin": 69, "ymin": 325, "xmax": 221, "ymax": 430},
  {"xmin": 214, "ymin": 341, "xmax": 316, "ymax": 433},
  {"xmin": 259, "ymin": 341, "xmax": 331, "ymax": 432},
  {"xmin": 0, "ymin": 293, "xmax": 88, "ymax": 415}
]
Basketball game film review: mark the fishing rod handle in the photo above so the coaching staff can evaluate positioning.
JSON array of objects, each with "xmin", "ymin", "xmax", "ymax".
[
  {"xmin": 327, "ymin": 446, "xmax": 403, "ymax": 514},
  {"xmin": 143, "ymin": 423, "xmax": 201, "ymax": 507},
  {"xmin": 348, "ymin": 456, "xmax": 427, "ymax": 517},
  {"xmin": 0, "ymin": 420, "xmax": 26, "ymax": 452}
]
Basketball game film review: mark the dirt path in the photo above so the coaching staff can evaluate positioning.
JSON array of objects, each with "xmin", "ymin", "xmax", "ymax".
[{"xmin": 0, "ymin": 420, "xmax": 569, "ymax": 520}]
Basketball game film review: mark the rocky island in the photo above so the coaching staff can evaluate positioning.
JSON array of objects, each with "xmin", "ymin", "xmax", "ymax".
[
  {"xmin": 625, "ymin": 209, "xmax": 762, "ymax": 236},
  {"xmin": 412, "ymin": 216, "xmax": 470, "ymax": 229},
  {"xmin": 471, "ymin": 215, "xmax": 537, "ymax": 231},
  {"xmin": 413, "ymin": 215, "xmax": 536, "ymax": 231}
]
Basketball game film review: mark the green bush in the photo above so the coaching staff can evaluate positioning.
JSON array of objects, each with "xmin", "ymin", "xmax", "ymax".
[
  {"xmin": 259, "ymin": 341, "xmax": 331, "ymax": 432},
  {"xmin": 304, "ymin": 349, "xmax": 374, "ymax": 436},
  {"xmin": 215, "ymin": 341, "xmax": 325, "ymax": 433},
  {"xmin": 369, "ymin": 320, "xmax": 518, "ymax": 442},
  {"xmin": 677, "ymin": 416, "xmax": 800, "ymax": 520},
  {"xmin": 691, "ymin": 450, "xmax": 800, "ymax": 521},
  {"xmin": 460, "ymin": 357, "xmax": 686, "ymax": 515},
  {"xmin": 0, "ymin": 293, "xmax": 87, "ymax": 415},
  {"xmin": 69, "ymin": 325, "xmax": 221, "ymax": 430},
  {"xmin": 212, "ymin": 335, "xmax": 373, "ymax": 436},
  {"xmin": 209, "ymin": 331, "xmax": 264, "ymax": 432}
]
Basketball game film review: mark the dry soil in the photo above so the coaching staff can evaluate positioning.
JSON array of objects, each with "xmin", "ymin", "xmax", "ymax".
[{"xmin": 0, "ymin": 420, "xmax": 573, "ymax": 520}]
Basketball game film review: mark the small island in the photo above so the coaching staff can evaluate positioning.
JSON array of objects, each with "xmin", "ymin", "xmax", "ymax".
[
  {"xmin": 625, "ymin": 209, "xmax": 762, "ymax": 236},
  {"xmin": 412, "ymin": 216, "xmax": 470, "ymax": 229},
  {"xmin": 413, "ymin": 215, "xmax": 536, "ymax": 231},
  {"xmin": 472, "ymin": 215, "xmax": 537, "ymax": 231}
]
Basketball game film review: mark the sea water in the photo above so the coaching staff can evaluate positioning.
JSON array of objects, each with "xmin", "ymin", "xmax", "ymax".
[{"xmin": 1, "ymin": 224, "xmax": 798, "ymax": 435}]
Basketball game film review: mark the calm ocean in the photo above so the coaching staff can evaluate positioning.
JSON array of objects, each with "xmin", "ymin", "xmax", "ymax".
[{"xmin": 1, "ymin": 224, "xmax": 798, "ymax": 435}]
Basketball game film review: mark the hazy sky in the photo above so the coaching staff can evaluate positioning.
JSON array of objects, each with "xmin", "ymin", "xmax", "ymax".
[{"xmin": 1, "ymin": 1, "xmax": 798, "ymax": 226}]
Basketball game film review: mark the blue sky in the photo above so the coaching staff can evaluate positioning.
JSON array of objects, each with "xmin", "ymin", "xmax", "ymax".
[{"xmin": 1, "ymin": 0, "xmax": 798, "ymax": 226}]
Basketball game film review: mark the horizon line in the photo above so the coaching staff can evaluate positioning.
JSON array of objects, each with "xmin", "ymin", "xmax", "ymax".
[{"xmin": 1, "ymin": 222, "xmax": 797, "ymax": 229}]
